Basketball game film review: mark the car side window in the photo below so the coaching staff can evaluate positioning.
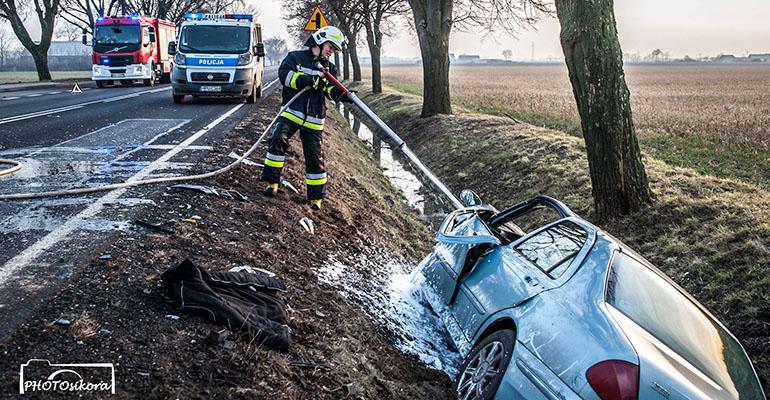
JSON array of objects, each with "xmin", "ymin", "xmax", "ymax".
[{"xmin": 514, "ymin": 221, "xmax": 587, "ymax": 279}]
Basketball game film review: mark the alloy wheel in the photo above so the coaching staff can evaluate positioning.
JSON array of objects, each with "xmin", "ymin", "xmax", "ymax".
[{"xmin": 456, "ymin": 340, "xmax": 505, "ymax": 400}]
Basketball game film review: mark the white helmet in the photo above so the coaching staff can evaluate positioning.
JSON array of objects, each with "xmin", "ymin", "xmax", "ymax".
[{"xmin": 310, "ymin": 26, "xmax": 346, "ymax": 51}]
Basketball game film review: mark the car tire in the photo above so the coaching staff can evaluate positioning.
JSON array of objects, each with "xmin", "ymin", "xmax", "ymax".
[
  {"xmin": 96, "ymin": 81, "xmax": 107, "ymax": 89},
  {"xmin": 143, "ymin": 65, "xmax": 156, "ymax": 87},
  {"xmin": 455, "ymin": 329, "xmax": 515, "ymax": 400},
  {"xmin": 173, "ymin": 94, "xmax": 184, "ymax": 104}
]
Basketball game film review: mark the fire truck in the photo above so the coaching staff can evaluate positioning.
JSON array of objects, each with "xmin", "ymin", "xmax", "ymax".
[{"xmin": 84, "ymin": 15, "xmax": 176, "ymax": 88}]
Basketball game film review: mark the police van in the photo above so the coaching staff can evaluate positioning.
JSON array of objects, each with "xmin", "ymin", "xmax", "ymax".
[{"xmin": 167, "ymin": 13, "xmax": 265, "ymax": 103}]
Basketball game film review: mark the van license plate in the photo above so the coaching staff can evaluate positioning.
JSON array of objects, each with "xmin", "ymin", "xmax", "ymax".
[{"xmin": 200, "ymin": 86, "xmax": 222, "ymax": 92}]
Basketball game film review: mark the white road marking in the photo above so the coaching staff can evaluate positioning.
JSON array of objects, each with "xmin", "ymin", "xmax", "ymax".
[
  {"xmin": 264, "ymin": 78, "xmax": 278, "ymax": 90},
  {"xmin": 47, "ymin": 91, "xmax": 61, "ymax": 95},
  {"xmin": 144, "ymin": 144, "xmax": 213, "ymax": 150},
  {"xmin": 2, "ymin": 97, "xmax": 20, "ymax": 101},
  {"xmin": 0, "ymin": 103, "xmax": 244, "ymax": 286},
  {"xmin": 26, "ymin": 94, "xmax": 42, "ymax": 97},
  {"xmin": 0, "ymin": 86, "xmax": 170, "ymax": 125}
]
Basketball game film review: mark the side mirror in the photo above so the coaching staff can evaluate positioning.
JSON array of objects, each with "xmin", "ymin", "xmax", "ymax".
[
  {"xmin": 255, "ymin": 42, "xmax": 265, "ymax": 57},
  {"xmin": 149, "ymin": 33, "xmax": 156, "ymax": 43},
  {"xmin": 82, "ymin": 33, "xmax": 87, "ymax": 45},
  {"xmin": 168, "ymin": 41, "xmax": 176, "ymax": 55},
  {"xmin": 459, "ymin": 189, "xmax": 482, "ymax": 207}
]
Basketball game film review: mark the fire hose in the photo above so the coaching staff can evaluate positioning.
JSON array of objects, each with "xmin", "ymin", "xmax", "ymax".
[
  {"xmin": 315, "ymin": 62, "xmax": 463, "ymax": 209},
  {"xmin": 1, "ymin": 66, "xmax": 462, "ymax": 209},
  {"xmin": 0, "ymin": 159, "xmax": 22, "ymax": 177}
]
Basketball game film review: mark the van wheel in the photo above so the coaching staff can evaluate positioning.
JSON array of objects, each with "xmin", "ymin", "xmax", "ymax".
[
  {"xmin": 455, "ymin": 329, "xmax": 515, "ymax": 400},
  {"xmin": 246, "ymin": 83, "xmax": 257, "ymax": 103},
  {"xmin": 96, "ymin": 81, "xmax": 107, "ymax": 88},
  {"xmin": 173, "ymin": 94, "xmax": 184, "ymax": 103}
]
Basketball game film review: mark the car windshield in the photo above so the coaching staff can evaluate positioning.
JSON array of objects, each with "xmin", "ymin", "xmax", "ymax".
[
  {"xmin": 95, "ymin": 25, "xmax": 140, "ymax": 45},
  {"xmin": 179, "ymin": 25, "xmax": 250, "ymax": 54},
  {"xmin": 607, "ymin": 252, "xmax": 764, "ymax": 398}
]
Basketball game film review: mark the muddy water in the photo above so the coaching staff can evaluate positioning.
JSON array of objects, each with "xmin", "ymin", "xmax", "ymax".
[{"xmin": 319, "ymin": 106, "xmax": 462, "ymax": 378}]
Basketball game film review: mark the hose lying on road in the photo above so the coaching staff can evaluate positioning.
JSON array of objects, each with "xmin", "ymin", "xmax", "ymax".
[
  {"xmin": 0, "ymin": 88, "xmax": 309, "ymax": 201},
  {"xmin": 0, "ymin": 159, "xmax": 22, "ymax": 177}
]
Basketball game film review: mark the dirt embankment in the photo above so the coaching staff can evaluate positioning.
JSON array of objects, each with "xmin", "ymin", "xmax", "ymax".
[
  {"xmin": 356, "ymin": 84, "xmax": 770, "ymax": 394},
  {"xmin": 0, "ymin": 92, "xmax": 452, "ymax": 399}
]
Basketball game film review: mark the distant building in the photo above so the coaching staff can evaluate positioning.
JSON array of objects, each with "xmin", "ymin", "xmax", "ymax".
[
  {"xmin": 457, "ymin": 54, "xmax": 480, "ymax": 63},
  {"xmin": 748, "ymin": 53, "xmax": 770, "ymax": 62},
  {"xmin": 713, "ymin": 54, "xmax": 737, "ymax": 63},
  {"xmin": 13, "ymin": 41, "xmax": 91, "ymax": 71}
]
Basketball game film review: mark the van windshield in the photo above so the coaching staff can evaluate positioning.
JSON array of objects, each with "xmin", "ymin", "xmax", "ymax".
[
  {"xmin": 607, "ymin": 252, "xmax": 763, "ymax": 399},
  {"xmin": 179, "ymin": 25, "xmax": 250, "ymax": 54}
]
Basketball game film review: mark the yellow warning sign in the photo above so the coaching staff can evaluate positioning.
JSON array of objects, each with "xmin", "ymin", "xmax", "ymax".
[{"xmin": 303, "ymin": 7, "xmax": 329, "ymax": 32}]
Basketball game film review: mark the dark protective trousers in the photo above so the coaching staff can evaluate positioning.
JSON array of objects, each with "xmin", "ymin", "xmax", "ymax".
[{"xmin": 261, "ymin": 117, "xmax": 327, "ymax": 200}]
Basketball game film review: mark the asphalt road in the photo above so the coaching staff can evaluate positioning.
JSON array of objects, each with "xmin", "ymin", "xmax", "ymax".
[{"xmin": 0, "ymin": 68, "xmax": 278, "ymax": 338}]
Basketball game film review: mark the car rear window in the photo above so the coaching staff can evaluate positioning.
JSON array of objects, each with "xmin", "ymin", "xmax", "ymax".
[
  {"xmin": 607, "ymin": 252, "xmax": 764, "ymax": 398},
  {"xmin": 514, "ymin": 221, "xmax": 587, "ymax": 279}
]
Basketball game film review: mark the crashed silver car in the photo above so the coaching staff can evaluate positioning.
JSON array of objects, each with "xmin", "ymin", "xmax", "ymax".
[{"xmin": 420, "ymin": 193, "xmax": 766, "ymax": 400}]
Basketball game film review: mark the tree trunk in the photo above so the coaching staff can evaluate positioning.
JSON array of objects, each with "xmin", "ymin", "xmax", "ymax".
[
  {"xmin": 334, "ymin": 51, "xmax": 340, "ymax": 73},
  {"xmin": 31, "ymin": 50, "xmax": 52, "ymax": 81},
  {"xmin": 408, "ymin": 0, "xmax": 453, "ymax": 116},
  {"xmin": 555, "ymin": 0, "xmax": 652, "ymax": 220},
  {"xmin": 348, "ymin": 33, "xmax": 362, "ymax": 82},
  {"xmin": 342, "ymin": 44, "xmax": 350, "ymax": 81},
  {"xmin": 364, "ymin": 26, "xmax": 383, "ymax": 93},
  {"xmin": 363, "ymin": 12, "xmax": 384, "ymax": 93}
]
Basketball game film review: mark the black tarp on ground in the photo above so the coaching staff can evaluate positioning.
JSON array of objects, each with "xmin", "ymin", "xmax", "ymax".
[{"xmin": 161, "ymin": 259, "xmax": 291, "ymax": 351}]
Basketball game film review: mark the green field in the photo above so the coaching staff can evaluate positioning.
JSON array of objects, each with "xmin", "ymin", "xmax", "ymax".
[{"xmin": 0, "ymin": 71, "xmax": 91, "ymax": 84}]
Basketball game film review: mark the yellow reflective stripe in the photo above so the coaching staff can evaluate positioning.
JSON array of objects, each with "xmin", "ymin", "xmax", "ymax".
[
  {"xmin": 306, "ymin": 178, "xmax": 328, "ymax": 185},
  {"xmin": 324, "ymin": 85, "xmax": 333, "ymax": 99},
  {"xmin": 264, "ymin": 159, "xmax": 284, "ymax": 168},
  {"xmin": 280, "ymin": 111, "xmax": 324, "ymax": 131},
  {"xmin": 289, "ymin": 71, "xmax": 304, "ymax": 89}
]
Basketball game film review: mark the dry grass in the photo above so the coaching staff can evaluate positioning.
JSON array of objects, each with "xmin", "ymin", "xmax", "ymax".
[
  {"xmin": 356, "ymin": 84, "xmax": 770, "ymax": 394},
  {"xmin": 371, "ymin": 64, "xmax": 770, "ymax": 188}
]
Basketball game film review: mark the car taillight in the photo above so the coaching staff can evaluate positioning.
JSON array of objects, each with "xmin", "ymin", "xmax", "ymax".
[{"xmin": 586, "ymin": 360, "xmax": 639, "ymax": 400}]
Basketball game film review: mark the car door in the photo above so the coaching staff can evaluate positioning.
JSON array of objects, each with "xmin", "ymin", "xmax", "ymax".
[{"xmin": 422, "ymin": 208, "xmax": 500, "ymax": 306}]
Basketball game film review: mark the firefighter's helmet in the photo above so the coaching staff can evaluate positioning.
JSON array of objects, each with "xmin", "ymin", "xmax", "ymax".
[{"xmin": 306, "ymin": 26, "xmax": 346, "ymax": 51}]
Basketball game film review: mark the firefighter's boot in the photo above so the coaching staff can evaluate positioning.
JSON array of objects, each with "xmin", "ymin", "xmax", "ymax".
[
  {"xmin": 310, "ymin": 199, "xmax": 322, "ymax": 211},
  {"xmin": 263, "ymin": 183, "xmax": 279, "ymax": 197}
]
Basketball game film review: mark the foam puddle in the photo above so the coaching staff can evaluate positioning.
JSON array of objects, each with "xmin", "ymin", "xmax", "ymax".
[{"xmin": 319, "ymin": 252, "xmax": 462, "ymax": 378}]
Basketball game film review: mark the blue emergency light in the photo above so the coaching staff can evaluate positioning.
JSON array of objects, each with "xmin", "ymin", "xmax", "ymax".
[{"xmin": 184, "ymin": 13, "xmax": 253, "ymax": 21}]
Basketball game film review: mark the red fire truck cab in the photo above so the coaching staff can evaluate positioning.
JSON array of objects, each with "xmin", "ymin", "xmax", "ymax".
[{"xmin": 85, "ymin": 16, "xmax": 176, "ymax": 88}]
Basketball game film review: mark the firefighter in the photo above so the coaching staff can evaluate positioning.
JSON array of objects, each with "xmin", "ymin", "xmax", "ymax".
[{"xmin": 261, "ymin": 26, "xmax": 352, "ymax": 211}]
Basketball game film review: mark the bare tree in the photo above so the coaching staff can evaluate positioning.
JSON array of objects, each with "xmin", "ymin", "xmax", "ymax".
[
  {"xmin": 0, "ymin": 0, "xmax": 62, "ymax": 80},
  {"xmin": 264, "ymin": 36, "xmax": 287, "ymax": 66},
  {"xmin": 406, "ymin": 0, "xmax": 550, "ymax": 117},
  {"xmin": 360, "ymin": 0, "xmax": 407, "ymax": 92},
  {"xmin": 325, "ymin": 0, "xmax": 363, "ymax": 81},
  {"xmin": 502, "ymin": 49, "xmax": 512, "ymax": 60},
  {"xmin": 282, "ymin": 0, "xmax": 363, "ymax": 81},
  {"xmin": 0, "ymin": 22, "xmax": 17, "ymax": 70},
  {"xmin": 555, "ymin": 0, "xmax": 652, "ymax": 219},
  {"xmin": 59, "ymin": 0, "xmax": 121, "ymax": 35},
  {"xmin": 55, "ymin": 20, "xmax": 83, "ymax": 40}
]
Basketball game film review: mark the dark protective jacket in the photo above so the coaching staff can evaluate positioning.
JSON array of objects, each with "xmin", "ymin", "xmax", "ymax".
[
  {"xmin": 278, "ymin": 49, "xmax": 343, "ymax": 131},
  {"xmin": 161, "ymin": 259, "xmax": 290, "ymax": 352}
]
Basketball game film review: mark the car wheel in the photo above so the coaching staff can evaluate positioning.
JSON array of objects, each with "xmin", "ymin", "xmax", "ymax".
[
  {"xmin": 455, "ymin": 329, "xmax": 515, "ymax": 400},
  {"xmin": 173, "ymin": 94, "xmax": 184, "ymax": 104},
  {"xmin": 246, "ymin": 83, "xmax": 257, "ymax": 103},
  {"xmin": 96, "ymin": 81, "xmax": 106, "ymax": 88}
]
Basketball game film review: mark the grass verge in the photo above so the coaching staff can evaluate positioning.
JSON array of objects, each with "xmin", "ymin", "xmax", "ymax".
[
  {"xmin": 0, "ymin": 71, "xmax": 91, "ymax": 84},
  {"xmin": 357, "ymin": 83, "xmax": 770, "ymax": 395}
]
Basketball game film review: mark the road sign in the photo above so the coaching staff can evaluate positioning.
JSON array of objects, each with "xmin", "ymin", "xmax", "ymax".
[
  {"xmin": 71, "ymin": 83, "xmax": 82, "ymax": 93},
  {"xmin": 303, "ymin": 6, "xmax": 329, "ymax": 32}
]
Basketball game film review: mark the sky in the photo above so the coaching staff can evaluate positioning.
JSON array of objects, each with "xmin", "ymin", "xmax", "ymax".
[
  {"xmin": 18, "ymin": 0, "xmax": 770, "ymax": 60},
  {"xmin": 256, "ymin": 0, "xmax": 770, "ymax": 60}
]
